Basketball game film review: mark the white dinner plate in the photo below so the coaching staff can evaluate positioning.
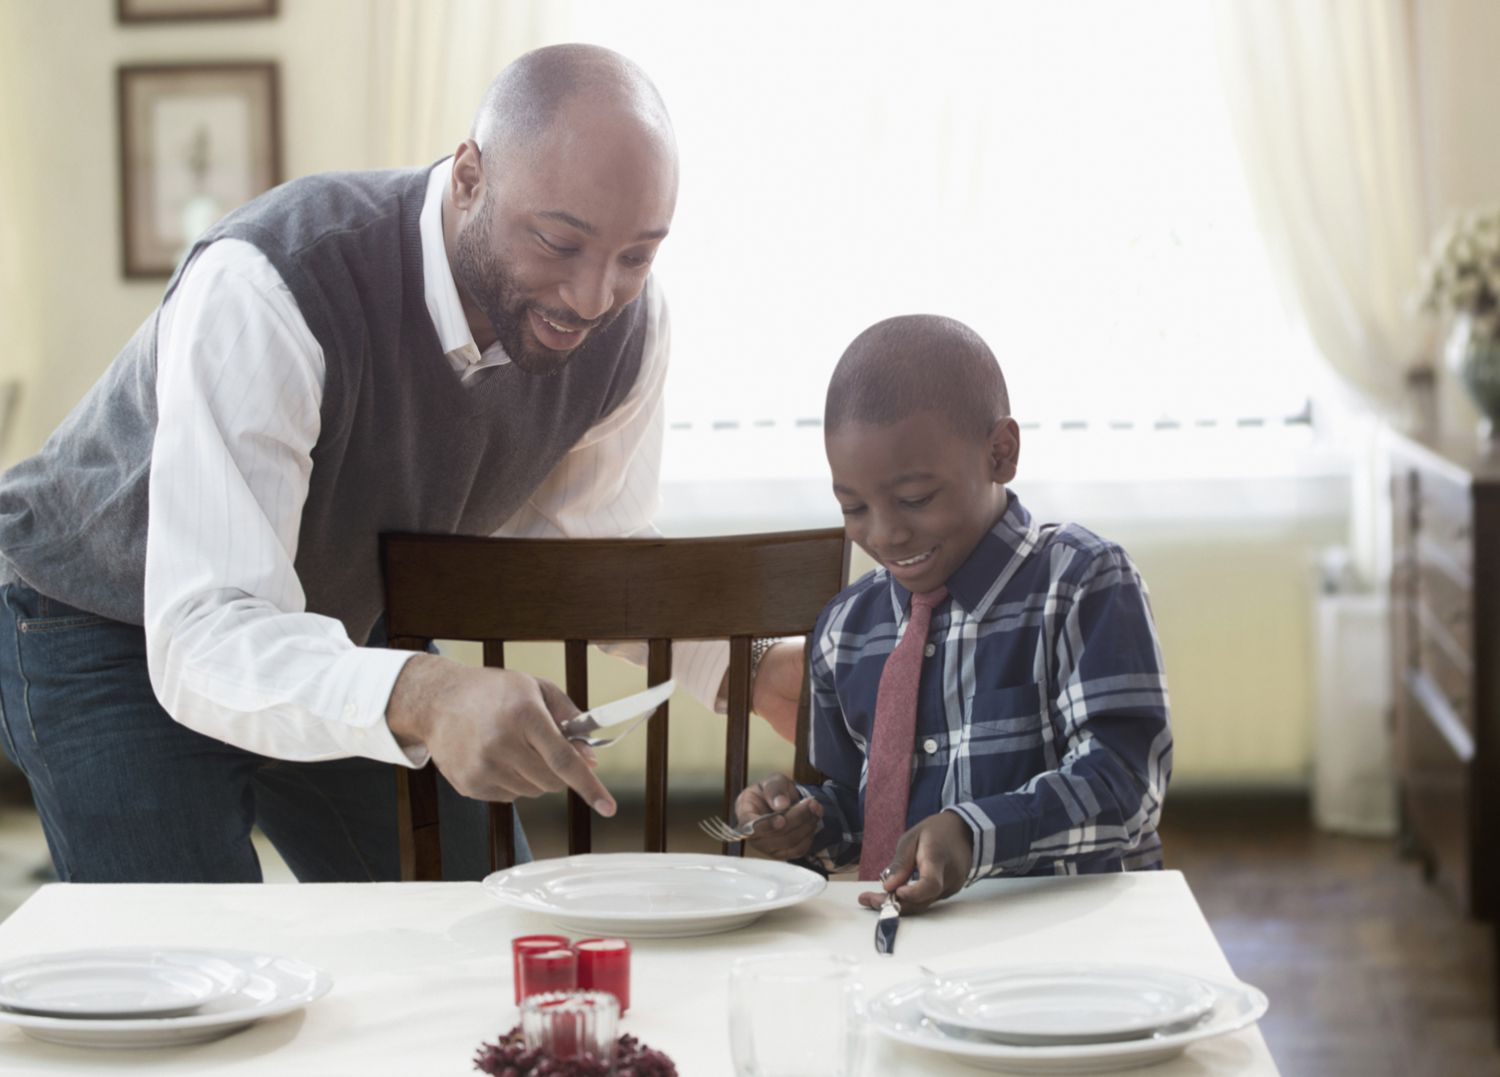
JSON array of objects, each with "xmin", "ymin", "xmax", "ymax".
[
  {"xmin": 0, "ymin": 949, "xmax": 332, "ymax": 1049},
  {"xmin": 0, "ymin": 948, "xmax": 249, "ymax": 1019},
  {"xmin": 870, "ymin": 969, "xmax": 1267, "ymax": 1074},
  {"xmin": 482, "ymin": 852, "xmax": 826, "ymax": 937},
  {"xmin": 918, "ymin": 966, "xmax": 1216, "ymax": 1045}
]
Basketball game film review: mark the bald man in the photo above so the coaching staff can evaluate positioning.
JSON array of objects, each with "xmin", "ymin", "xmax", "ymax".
[{"xmin": 0, "ymin": 45, "xmax": 796, "ymax": 884}]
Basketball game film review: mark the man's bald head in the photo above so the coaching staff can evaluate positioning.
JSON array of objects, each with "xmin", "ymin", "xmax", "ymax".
[
  {"xmin": 825, "ymin": 315, "xmax": 1010, "ymax": 439},
  {"xmin": 471, "ymin": 44, "xmax": 675, "ymax": 175}
]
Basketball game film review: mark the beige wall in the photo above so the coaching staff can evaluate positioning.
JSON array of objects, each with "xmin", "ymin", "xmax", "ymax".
[
  {"xmin": 1413, "ymin": 0, "xmax": 1500, "ymax": 438},
  {"xmin": 0, "ymin": 0, "xmax": 376, "ymax": 460}
]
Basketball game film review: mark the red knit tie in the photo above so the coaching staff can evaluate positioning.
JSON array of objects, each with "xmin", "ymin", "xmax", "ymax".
[{"xmin": 859, "ymin": 586, "xmax": 948, "ymax": 881}]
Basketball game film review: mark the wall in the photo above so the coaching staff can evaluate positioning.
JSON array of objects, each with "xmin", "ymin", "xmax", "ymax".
[
  {"xmin": 0, "ymin": 0, "xmax": 376, "ymax": 460},
  {"xmin": 1413, "ymin": 0, "xmax": 1500, "ymax": 439}
]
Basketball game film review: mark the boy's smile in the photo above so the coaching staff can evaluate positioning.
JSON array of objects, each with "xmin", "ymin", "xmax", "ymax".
[{"xmin": 826, "ymin": 409, "xmax": 1019, "ymax": 594}]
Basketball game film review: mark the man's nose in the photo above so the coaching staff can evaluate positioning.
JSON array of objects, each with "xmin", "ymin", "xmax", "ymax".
[{"xmin": 559, "ymin": 260, "xmax": 614, "ymax": 323}]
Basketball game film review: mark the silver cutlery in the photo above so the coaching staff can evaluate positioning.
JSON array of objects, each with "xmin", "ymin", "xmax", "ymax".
[
  {"xmin": 697, "ymin": 808, "xmax": 789, "ymax": 844},
  {"xmin": 559, "ymin": 679, "xmax": 675, "ymax": 748},
  {"xmin": 874, "ymin": 867, "xmax": 901, "ymax": 955}
]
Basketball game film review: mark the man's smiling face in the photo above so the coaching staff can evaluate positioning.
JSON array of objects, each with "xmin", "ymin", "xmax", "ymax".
[{"xmin": 452, "ymin": 98, "xmax": 677, "ymax": 374}]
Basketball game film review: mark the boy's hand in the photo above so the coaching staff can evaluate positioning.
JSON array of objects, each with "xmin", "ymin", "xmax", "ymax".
[
  {"xmin": 732, "ymin": 772, "xmax": 824, "ymax": 859},
  {"xmin": 857, "ymin": 811, "xmax": 973, "ymax": 914}
]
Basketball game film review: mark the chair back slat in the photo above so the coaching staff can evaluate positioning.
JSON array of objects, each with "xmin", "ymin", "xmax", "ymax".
[
  {"xmin": 644, "ymin": 640, "xmax": 672, "ymax": 852},
  {"xmin": 563, "ymin": 640, "xmax": 592, "ymax": 856},
  {"xmin": 381, "ymin": 528, "xmax": 849, "ymax": 879},
  {"xmin": 723, "ymin": 635, "xmax": 754, "ymax": 857}
]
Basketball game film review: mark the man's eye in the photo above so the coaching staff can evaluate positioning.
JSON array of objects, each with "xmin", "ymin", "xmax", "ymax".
[
  {"xmin": 537, "ymin": 233, "xmax": 577, "ymax": 255},
  {"xmin": 900, "ymin": 494, "xmax": 935, "ymax": 509},
  {"xmin": 621, "ymin": 253, "xmax": 653, "ymax": 269},
  {"xmin": 839, "ymin": 504, "xmax": 866, "ymax": 517}
]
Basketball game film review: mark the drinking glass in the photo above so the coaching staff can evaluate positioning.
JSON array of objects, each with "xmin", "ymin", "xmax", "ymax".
[{"xmin": 728, "ymin": 951, "xmax": 866, "ymax": 1077}]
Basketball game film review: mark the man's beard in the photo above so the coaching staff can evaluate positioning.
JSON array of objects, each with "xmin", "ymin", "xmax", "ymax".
[{"xmin": 452, "ymin": 192, "xmax": 619, "ymax": 376}]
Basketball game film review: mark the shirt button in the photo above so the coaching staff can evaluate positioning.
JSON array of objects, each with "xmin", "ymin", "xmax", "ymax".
[
  {"xmin": 343, "ymin": 704, "xmax": 358, "ymax": 721},
  {"xmin": 924, "ymin": 643, "xmax": 936, "ymax": 658},
  {"xmin": 923, "ymin": 738, "xmax": 939, "ymax": 754}
]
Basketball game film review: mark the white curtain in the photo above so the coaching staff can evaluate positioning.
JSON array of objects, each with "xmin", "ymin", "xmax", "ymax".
[
  {"xmin": 1213, "ymin": 0, "xmax": 1433, "ymax": 584},
  {"xmin": 1212, "ymin": 0, "xmax": 1431, "ymax": 411},
  {"xmin": 366, "ymin": 0, "xmax": 568, "ymax": 169}
]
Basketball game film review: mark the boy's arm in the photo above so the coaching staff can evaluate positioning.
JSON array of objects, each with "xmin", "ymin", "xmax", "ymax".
[{"xmin": 949, "ymin": 547, "xmax": 1172, "ymax": 882}]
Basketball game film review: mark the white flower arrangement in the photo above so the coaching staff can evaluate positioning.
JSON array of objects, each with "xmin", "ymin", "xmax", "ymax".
[{"xmin": 1417, "ymin": 205, "xmax": 1500, "ymax": 341}]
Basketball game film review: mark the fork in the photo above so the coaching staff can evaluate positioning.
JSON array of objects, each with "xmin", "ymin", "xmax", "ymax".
[
  {"xmin": 565, "ymin": 708, "xmax": 655, "ymax": 750},
  {"xmin": 697, "ymin": 809, "xmax": 789, "ymax": 844}
]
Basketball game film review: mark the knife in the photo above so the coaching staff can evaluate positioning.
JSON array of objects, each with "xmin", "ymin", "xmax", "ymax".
[
  {"xmin": 558, "ymin": 679, "xmax": 676, "ymax": 741},
  {"xmin": 874, "ymin": 869, "xmax": 901, "ymax": 955}
]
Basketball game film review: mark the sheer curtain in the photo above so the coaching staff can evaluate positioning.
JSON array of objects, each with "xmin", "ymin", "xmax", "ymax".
[
  {"xmin": 1213, "ymin": 0, "xmax": 1431, "ymax": 410},
  {"xmin": 365, "ymin": 0, "xmax": 566, "ymax": 168},
  {"xmin": 1213, "ymin": 0, "xmax": 1432, "ymax": 580}
]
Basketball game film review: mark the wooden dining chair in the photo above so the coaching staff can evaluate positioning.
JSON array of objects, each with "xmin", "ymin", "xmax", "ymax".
[{"xmin": 380, "ymin": 528, "xmax": 850, "ymax": 881}]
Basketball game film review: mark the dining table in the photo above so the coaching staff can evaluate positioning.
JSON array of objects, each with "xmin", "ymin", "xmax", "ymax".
[{"xmin": 0, "ymin": 869, "xmax": 1279, "ymax": 1075}]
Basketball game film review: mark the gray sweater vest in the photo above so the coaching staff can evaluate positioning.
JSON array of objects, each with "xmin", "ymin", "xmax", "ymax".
[{"xmin": 0, "ymin": 165, "xmax": 646, "ymax": 645}]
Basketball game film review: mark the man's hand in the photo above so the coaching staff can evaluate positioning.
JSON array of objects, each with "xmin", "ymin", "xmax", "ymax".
[
  {"xmin": 857, "ymin": 811, "xmax": 973, "ymax": 914},
  {"xmin": 733, "ymin": 771, "xmax": 823, "ymax": 860},
  {"xmin": 387, "ymin": 654, "xmax": 616, "ymax": 815}
]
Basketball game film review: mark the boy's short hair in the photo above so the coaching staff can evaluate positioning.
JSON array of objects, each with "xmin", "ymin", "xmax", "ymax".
[{"xmin": 824, "ymin": 314, "xmax": 1010, "ymax": 439}]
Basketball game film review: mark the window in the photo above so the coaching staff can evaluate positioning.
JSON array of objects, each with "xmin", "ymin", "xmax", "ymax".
[{"xmin": 550, "ymin": 1, "xmax": 1319, "ymax": 461}]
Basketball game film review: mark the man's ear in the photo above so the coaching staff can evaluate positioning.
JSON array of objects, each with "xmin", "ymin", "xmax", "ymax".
[
  {"xmin": 988, "ymin": 417, "xmax": 1020, "ymax": 485},
  {"xmin": 449, "ymin": 139, "xmax": 485, "ymax": 212}
]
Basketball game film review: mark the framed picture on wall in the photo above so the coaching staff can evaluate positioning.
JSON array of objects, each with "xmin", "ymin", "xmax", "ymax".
[
  {"xmin": 117, "ymin": 0, "xmax": 277, "ymax": 23},
  {"xmin": 117, "ymin": 62, "xmax": 281, "ymax": 279}
]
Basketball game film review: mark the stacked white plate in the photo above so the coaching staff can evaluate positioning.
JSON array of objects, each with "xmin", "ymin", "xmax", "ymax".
[
  {"xmin": 0, "ymin": 948, "xmax": 332, "ymax": 1048},
  {"xmin": 868, "ymin": 964, "xmax": 1268, "ymax": 1074}
]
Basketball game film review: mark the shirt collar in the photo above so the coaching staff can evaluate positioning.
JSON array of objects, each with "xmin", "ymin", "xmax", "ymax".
[
  {"xmin": 887, "ymin": 491, "xmax": 1036, "ymax": 617},
  {"xmin": 420, "ymin": 158, "xmax": 510, "ymax": 368}
]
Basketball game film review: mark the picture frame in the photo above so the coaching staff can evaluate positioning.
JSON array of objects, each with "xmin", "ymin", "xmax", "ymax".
[
  {"xmin": 117, "ymin": 62, "xmax": 281, "ymax": 279},
  {"xmin": 117, "ymin": 0, "xmax": 277, "ymax": 23}
]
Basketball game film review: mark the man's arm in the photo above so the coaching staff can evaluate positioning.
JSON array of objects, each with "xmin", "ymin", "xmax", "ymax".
[
  {"xmin": 144, "ymin": 240, "xmax": 613, "ymax": 811},
  {"xmin": 145, "ymin": 239, "xmax": 419, "ymax": 765}
]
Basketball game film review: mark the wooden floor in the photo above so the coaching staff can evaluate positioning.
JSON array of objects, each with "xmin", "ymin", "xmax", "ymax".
[
  {"xmin": 1157, "ymin": 794, "xmax": 1498, "ymax": 1077},
  {"xmin": 2, "ymin": 783, "xmax": 1497, "ymax": 1075}
]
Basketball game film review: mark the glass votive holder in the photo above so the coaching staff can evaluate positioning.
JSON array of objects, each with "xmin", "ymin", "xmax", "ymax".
[
  {"xmin": 511, "ymin": 935, "xmax": 570, "ymax": 1005},
  {"xmin": 518, "ymin": 946, "xmax": 577, "ymax": 1004},
  {"xmin": 520, "ymin": 990, "xmax": 620, "ymax": 1062},
  {"xmin": 574, "ymin": 937, "xmax": 631, "ymax": 1014}
]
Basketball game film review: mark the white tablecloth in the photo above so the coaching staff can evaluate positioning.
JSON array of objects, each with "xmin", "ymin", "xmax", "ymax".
[{"xmin": 0, "ymin": 871, "xmax": 1278, "ymax": 1074}]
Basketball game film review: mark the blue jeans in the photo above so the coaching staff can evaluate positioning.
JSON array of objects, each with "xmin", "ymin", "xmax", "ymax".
[{"xmin": 0, "ymin": 582, "xmax": 527, "ymax": 882}]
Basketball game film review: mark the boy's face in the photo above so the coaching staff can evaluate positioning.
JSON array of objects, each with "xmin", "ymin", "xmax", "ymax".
[{"xmin": 826, "ymin": 410, "xmax": 1019, "ymax": 594}]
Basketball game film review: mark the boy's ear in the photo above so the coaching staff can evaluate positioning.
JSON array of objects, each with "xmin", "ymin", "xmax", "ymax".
[{"xmin": 988, "ymin": 418, "xmax": 1020, "ymax": 485}]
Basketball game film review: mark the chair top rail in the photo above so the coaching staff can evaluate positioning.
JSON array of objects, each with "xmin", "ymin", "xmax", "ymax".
[{"xmin": 382, "ymin": 528, "xmax": 849, "ymax": 641}]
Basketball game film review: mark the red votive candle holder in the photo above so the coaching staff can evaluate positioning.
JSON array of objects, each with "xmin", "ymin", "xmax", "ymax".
[
  {"xmin": 511, "ymin": 935, "xmax": 570, "ymax": 1005},
  {"xmin": 518, "ymin": 946, "xmax": 577, "ymax": 1004},
  {"xmin": 574, "ymin": 937, "xmax": 631, "ymax": 1013}
]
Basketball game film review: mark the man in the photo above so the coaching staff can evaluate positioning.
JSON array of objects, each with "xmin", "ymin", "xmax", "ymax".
[{"xmin": 0, "ymin": 44, "xmax": 798, "ymax": 884}]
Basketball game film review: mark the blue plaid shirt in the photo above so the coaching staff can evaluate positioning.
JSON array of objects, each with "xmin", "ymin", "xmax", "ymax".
[{"xmin": 799, "ymin": 492, "xmax": 1171, "ymax": 881}]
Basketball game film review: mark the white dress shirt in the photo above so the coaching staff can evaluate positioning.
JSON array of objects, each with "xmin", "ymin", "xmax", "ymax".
[{"xmin": 144, "ymin": 160, "xmax": 727, "ymax": 768}]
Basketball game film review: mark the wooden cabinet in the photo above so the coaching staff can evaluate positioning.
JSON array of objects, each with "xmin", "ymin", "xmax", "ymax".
[{"xmin": 1389, "ymin": 432, "xmax": 1500, "ymax": 918}]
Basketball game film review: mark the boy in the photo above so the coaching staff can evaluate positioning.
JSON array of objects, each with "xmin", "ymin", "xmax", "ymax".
[{"xmin": 735, "ymin": 314, "xmax": 1171, "ymax": 914}]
